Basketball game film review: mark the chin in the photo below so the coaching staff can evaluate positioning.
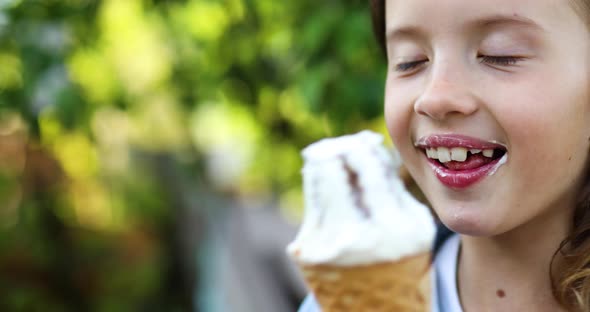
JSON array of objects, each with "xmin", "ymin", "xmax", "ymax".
[
  {"xmin": 443, "ymin": 221, "xmax": 491, "ymax": 237},
  {"xmin": 435, "ymin": 204, "xmax": 498, "ymax": 237}
]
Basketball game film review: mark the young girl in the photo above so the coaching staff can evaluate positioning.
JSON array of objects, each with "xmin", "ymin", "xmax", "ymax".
[{"xmin": 299, "ymin": 0, "xmax": 590, "ymax": 311}]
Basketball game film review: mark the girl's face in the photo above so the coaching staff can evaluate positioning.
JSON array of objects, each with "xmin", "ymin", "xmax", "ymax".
[{"xmin": 385, "ymin": 0, "xmax": 590, "ymax": 236}]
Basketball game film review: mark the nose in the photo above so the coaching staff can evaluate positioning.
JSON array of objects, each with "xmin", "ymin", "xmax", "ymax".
[{"xmin": 414, "ymin": 67, "xmax": 479, "ymax": 121}]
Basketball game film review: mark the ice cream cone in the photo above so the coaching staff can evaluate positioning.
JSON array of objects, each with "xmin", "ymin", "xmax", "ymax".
[
  {"xmin": 300, "ymin": 253, "xmax": 431, "ymax": 312},
  {"xmin": 287, "ymin": 131, "xmax": 436, "ymax": 311}
]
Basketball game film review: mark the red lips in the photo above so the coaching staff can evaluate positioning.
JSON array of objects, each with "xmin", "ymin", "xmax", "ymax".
[
  {"xmin": 415, "ymin": 134, "xmax": 508, "ymax": 189},
  {"xmin": 415, "ymin": 134, "xmax": 506, "ymax": 150}
]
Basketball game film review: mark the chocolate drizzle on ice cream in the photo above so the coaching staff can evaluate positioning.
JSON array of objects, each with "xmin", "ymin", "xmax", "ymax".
[
  {"xmin": 287, "ymin": 130, "xmax": 436, "ymax": 266},
  {"xmin": 341, "ymin": 156, "xmax": 371, "ymax": 219}
]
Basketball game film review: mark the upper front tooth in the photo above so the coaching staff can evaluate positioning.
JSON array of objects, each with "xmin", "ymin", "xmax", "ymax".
[
  {"xmin": 483, "ymin": 149, "xmax": 494, "ymax": 157},
  {"xmin": 470, "ymin": 149, "xmax": 481, "ymax": 154},
  {"xmin": 437, "ymin": 147, "xmax": 451, "ymax": 163},
  {"xmin": 451, "ymin": 147, "xmax": 468, "ymax": 161},
  {"xmin": 426, "ymin": 148, "xmax": 438, "ymax": 159}
]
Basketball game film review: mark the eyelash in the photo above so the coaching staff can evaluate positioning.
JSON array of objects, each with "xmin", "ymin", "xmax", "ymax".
[
  {"xmin": 395, "ymin": 60, "xmax": 428, "ymax": 72},
  {"xmin": 478, "ymin": 55, "xmax": 524, "ymax": 66},
  {"xmin": 394, "ymin": 55, "xmax": 524, "ymax": 72}
]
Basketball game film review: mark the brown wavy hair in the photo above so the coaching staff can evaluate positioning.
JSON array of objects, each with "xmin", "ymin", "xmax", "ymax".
[{"xmin": 369, "ymin": 0, "xmax": 590, "ymax": 310}]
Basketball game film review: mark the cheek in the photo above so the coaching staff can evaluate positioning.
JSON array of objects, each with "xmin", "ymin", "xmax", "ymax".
[
  {"xmin": 497, "ymin": 84, "xmax": 590, "ymax": 184},
  {"xmin": 384, "ymin": 77, "xmax": 413, "ymax": 146}
]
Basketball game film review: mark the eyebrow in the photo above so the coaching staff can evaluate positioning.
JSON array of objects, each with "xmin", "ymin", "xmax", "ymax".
[
  {"xmin": 386, "ymin": 14, "xmax": 545, "ymax": 42},
  {"xmin": 475, "ymin": 14, "xmax": 545, "ymax": 31}
]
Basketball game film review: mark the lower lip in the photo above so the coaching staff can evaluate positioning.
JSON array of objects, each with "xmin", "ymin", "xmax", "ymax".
[{"xmin": 426, "ymin": 155, "xmax": 506, "ymax": 189}]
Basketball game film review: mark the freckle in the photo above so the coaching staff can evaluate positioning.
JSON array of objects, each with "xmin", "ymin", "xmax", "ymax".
[
  {"xmin": 497, "ymin": 289, "xmax": 506, "ymax": 298},
  {"xmin": 569, "ymin": 156, "xmax": 572, "ymax": 161}
]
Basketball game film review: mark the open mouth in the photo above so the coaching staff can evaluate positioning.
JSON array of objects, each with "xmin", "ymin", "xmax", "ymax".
[
  {"xmin": 415, "ymin": 134, "xmax": 508, "ymax": 188},
  {"xmin": 424, "ymin": 147, "xmax": 507, "ymax": 171}
]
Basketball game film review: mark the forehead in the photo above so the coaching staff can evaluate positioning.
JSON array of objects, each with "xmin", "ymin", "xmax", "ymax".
[{"xmin": 385, "ymin": 0, "xmax": 580, "ymax": 34}]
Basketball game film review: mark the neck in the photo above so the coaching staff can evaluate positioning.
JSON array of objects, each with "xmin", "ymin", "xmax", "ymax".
[{"xmin": 458, "ymin": 204, "xmax": 573, "ymax": 312}]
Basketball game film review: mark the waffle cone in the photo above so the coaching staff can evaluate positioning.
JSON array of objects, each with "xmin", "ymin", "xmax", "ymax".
[{"xmin": 300, "ymin": 253, "xmax": 431, "ymax": 312}]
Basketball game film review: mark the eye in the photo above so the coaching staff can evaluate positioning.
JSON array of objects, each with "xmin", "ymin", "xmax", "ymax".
[
  {"xmin": 478, "ymin": 55, "xmax": 525, "ymax": 67},
  {"xmin": 395, "ymin": 59, "xmax": 428, "ymax": 72}
]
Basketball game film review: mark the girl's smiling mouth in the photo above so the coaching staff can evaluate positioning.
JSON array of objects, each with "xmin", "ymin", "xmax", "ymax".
[{"xmin": 415, "ymin": 134, "xmax": 508, "ymax": 189}]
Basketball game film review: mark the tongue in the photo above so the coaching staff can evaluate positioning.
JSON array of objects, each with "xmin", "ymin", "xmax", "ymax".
[{"xmin": 444, "ymin": 154, "xmax": 494, "ymax": 171}]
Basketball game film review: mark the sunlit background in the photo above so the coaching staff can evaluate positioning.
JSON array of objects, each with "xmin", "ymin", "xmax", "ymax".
[{"xmin": 0, "ymin": 0, "xmax": 387, "ymax": 311}]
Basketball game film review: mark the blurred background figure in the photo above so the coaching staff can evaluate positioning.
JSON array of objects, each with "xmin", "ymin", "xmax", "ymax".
[{"xmin": 0, "ymin": 0, "xmax": 386, "ymax": 311}]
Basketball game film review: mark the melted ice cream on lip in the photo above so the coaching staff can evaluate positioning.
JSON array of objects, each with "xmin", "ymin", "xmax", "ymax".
[
  {"xmin": 287, "ymin": 130, "xmax": 436, "ymax": 266},
  {"xmin": 416, "ymin": 135, "xmax": 509, "ymax": 176}
]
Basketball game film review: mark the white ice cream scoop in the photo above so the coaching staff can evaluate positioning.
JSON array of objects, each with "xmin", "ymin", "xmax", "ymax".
[{"xmin": 287, "ymin": 130, "xmax": 436, "ymax": 266}]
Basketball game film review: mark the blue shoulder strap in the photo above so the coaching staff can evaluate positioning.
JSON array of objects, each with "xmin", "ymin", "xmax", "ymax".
[{"xmin": 433, "ymin": 222, "xmax": 454, "ymax": 256}]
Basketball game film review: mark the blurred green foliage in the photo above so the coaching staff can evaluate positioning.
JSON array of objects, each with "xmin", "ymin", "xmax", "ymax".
[{"xmin": 0, "ymin": 0, "xmax": 386, "ymax": 310}]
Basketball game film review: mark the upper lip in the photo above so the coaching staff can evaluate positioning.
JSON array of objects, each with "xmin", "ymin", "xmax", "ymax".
[{"xmin": 414, "ymin": 134, "xmax": 507, "ymax": 150}]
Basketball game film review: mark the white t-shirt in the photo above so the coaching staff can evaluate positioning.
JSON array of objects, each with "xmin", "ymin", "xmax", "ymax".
[
  {"xmin": 433, "ymin": 234, "xmax": 463, "ymax": 312},
  {"xmin": 298, "ymin": 234, "xmax": 464, "ymax": 312}
]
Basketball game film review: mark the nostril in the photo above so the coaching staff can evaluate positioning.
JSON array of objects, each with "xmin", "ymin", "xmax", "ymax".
[{"xmin": 413, "ymin": 85, "xmax": 479, "ymax": 120}]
